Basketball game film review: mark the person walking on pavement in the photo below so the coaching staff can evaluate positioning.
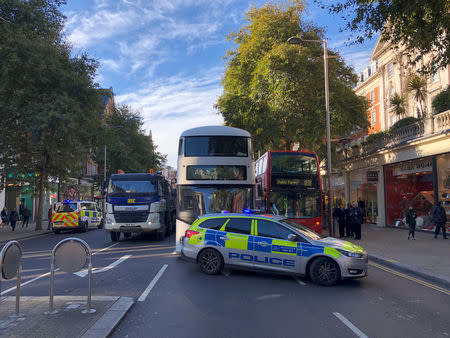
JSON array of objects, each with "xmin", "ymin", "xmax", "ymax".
[
  {"xmin": 21, "ymin": 206, "xmax": 31, "ymax": 228},
  {"xmin": 349, "ymin": 201, "xmax": 364, "ymax": 240},
  {"xmin": 333, "ymin": 204, "xmax": 347, "ymax": 238},
  {"xmin": 405, "ymin": 206, "xmax": 417, "ymax": 240},
  {"xmin": 1, "ymin": 207, "xmax": 8, "ymax": 228},
  {"xmin": 9, "ymin": 208, "xmax": 19, "ymax": 231},
  {"xmin": 431, "ymin": 201, "xmax": 447, "ymax": 239}
]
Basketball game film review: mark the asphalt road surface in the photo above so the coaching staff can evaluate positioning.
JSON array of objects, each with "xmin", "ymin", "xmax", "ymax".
[{"xmin": 2, "ymin": 229, "xmax": 449, "ymax": 338}]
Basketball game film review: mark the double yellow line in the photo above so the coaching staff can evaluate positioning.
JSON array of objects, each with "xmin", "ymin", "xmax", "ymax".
[{"xmin": 369, "ymin": 261, "xmax": 450, "ymax": 296}]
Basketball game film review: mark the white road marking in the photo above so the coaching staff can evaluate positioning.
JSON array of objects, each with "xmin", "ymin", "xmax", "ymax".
[
  {"xmin": 294, "ymin": 278, "xmax": 306, "ymax": 285},
  {"xmin": 0, "ymin": 268, "xmax": 59, "ymax": 296},
  {"xmin": 92, "ymin": 243, "xmax": 119, "ymax": 255},
  {"xmin": 74, "ymin": 255, "xmax": 132, "ymax": 277},
  {"xmin": 138, "ymin": 264, "xmax": 168, "ymax": 302},
  {"xmin": 256, "ymin": 294, "xmax": 281, "ymax": 301},
  {"xmin": 333, "ymin": 312, "xmax": 368, "ymax": 338}
]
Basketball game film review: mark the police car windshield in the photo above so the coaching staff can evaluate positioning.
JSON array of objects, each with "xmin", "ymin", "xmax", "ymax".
[
  {"xmin": 279, "ymin": 218, "xmax": 323, "ymax": 240},
  {"xmin": 56, "ymin": 203, "xmax": 77, "ymax": 213}
]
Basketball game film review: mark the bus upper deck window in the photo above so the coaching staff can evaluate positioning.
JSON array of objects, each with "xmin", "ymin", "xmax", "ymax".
[{"xmin": 178, "ymin": 139, "xmax": 183, "ymax": 156}]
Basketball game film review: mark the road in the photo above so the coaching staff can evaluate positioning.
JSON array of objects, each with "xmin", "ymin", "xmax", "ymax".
[{"xmin": 1, "ymin": 229, "xmax": 449, "ymax": 338}]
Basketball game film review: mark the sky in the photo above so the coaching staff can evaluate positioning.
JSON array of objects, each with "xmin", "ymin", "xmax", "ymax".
[{"xmin": 62, "ymin": 0, "xmax": 377, "ymax": 168}]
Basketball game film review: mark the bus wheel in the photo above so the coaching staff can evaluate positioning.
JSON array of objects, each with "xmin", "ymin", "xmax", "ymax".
[
  {"xmin": 198, "ymin": 249, "xmax": 223, "ymax": 275},
  {"xmin": 309, "ymin": 257, "xmax": 340, "ymax": 286},
  {"xmin": 110, "ymin": 232, "xmax": 120, "ymax": 242}
]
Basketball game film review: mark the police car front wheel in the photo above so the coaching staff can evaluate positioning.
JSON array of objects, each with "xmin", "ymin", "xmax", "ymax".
[
  {"xmin": 198, "ymin": 249, "xmax": 224, "ymax": 275},
  {"xmin": 309, "ymin": 257, "xmax": 340, "ymax": 286}
]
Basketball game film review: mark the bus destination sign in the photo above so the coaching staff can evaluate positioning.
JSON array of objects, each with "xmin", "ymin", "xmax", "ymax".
[{"xmin": 274, "ymin": 178, "xmax": 312, "ymax": 187}]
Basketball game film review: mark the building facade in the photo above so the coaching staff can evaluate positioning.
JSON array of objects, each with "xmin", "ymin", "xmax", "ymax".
[{"xmin": 337, "ymin": 36, "xmax": 450, "ymax": 232}]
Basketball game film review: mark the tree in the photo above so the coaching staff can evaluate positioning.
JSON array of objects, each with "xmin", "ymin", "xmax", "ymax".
[
  {"xmin": 216, "ymin": 1, "xmax": 368, "ymax": 159},
  {"xmin": 316, "ymin": 0, "xmax": 450, "ymax": 73},
  {"xmin": 0, "ymin": 0, "xmax": 102, "ymax": 230},
  {"xmin": 432, "ymin": 86, "xmax": 450, "ymax": 114},
  {"xmin": 97, "ymin": 105, "xmax": 166, "ymax": 180},
  {"xmin": 407, "ymin": 75, "xmax": 427, "ymax": 117},
  {"xmin": 390, "ymin": 93, "xmax": 406, "ymax": 117}
]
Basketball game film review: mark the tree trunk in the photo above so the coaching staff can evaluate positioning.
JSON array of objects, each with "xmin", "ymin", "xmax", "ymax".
[{"xmin": 35, "ymin": 154, "xmax": 49, "ymax": 231}]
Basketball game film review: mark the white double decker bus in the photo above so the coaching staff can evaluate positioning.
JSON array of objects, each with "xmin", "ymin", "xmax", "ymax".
[{"xmin": 175, "ymin": 126, "xmax": 255, "ymax": 251}]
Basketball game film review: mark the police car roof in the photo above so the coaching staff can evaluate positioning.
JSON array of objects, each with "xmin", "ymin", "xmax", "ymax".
[{"xmin": 198, "ymin": 213, "xmax": 286, "ymax": 221}]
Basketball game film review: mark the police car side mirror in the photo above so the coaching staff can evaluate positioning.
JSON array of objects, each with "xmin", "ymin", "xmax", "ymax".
[{"xmin": 288, "ymin": 234, "xmax": 298, "ymax": 242}]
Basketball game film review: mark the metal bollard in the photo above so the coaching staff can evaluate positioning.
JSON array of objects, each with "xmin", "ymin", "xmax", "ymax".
[
  {"xmin": 46, "ymin": 237, "xmax": 95, "ymax": 314},
  {"xmin": 0, "ymin": 240, "xmax": 23, "ymax": 317}
]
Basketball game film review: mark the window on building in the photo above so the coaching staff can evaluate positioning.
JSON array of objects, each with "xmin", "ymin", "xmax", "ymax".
[
  {"xmin": 371, "ymin": 111, "xmax": 376, "ymax": 125},
  {"xmin": 431, "ymin": 71, "xmax": 440, "ymax": 83},
  {"xmin": 370, "ymin": 90, "xmax": 375, "ymax": 103},
  {"xmin": 387, "ymin": 63, "xmax": 394, "ymax": 78},
  {"xmin": 391, "ymin": 115, "xmax": 397, "ymax": 126}
]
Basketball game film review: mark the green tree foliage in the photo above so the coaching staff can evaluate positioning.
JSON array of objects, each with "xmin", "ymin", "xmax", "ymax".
[
  {"xmin": 98, "ymin": 105, "xmax": 166, "ymax": 180},
  {"xmin": 432, "ymin": 86, "xmax": 450, "ymax": 114},
  {"xmin": 216, "ymin": 1, "xmax": 368, "ymax": 159},
  {"xmin": 317, "ymin": 0, "xmax": 450, "ymax": 73},
  {"xmin": 407, "ymin": 75, "xmax": 427, "ymax": 117},
  {"xmin": 390, "ymin": 93, "xmax": 406, "ymax": 116},
  {"xmin": 0, "ymin": 0, "xmax": 102, "ymax": 229}
]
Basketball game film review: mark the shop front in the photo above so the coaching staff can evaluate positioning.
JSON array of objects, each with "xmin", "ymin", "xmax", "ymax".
[
  {"xmin": 349, "ymin": 168, "xmax": 378, "ymax": 223},
  {"xmin": 385, "ymin": 157, "xmax": 434, "ymax": 230},
  {"xmin": 437, "ymin": 153, "xmax": 450, "ymax": 232}
]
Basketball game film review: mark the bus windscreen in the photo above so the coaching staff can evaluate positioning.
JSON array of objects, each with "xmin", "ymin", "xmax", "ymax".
[
  {"xmin": 185, "ymin": 136, "xmax": 248, "ymax": 157},
  {"xmin": 271, "ymin": 152, "xmax": 317, "ymax": 174}
]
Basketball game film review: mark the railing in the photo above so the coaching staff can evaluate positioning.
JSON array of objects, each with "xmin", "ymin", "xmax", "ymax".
[{"xmin": 343, "ymin": 110, "xmax": 450, "ymax": 159}]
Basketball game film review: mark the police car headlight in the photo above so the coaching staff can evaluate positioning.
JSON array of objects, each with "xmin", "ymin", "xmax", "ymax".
[{"xmin": 337, "ymin": 249, "xmax": 363, "ymax": 258}]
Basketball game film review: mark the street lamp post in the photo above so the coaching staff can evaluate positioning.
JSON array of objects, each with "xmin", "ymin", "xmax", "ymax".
[{"xmin": 287, "ymin": 36, "xmax": 334, "ymax": 236}]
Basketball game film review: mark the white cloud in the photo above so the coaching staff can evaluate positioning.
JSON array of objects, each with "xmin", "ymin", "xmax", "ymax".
[{"xmin": 116, "ymin": 68, "xmax": 224, "ymax": 167}]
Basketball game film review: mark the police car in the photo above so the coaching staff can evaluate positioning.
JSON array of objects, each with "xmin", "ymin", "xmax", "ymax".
[
  {"xmin": 181, "ymin": 213, "xmax": 368, "ymax": 286},
  {"xmin": 52, "ymin": 200, "xmax": 103, "ymax": 233}
]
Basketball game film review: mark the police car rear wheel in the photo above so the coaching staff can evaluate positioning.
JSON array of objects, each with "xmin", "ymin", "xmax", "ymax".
[
  {"xmin": 199, "ymin": 249, "xmax": 223, "ymax": 275},
  {"xmin": 309, "ymin": 257, "xmax": 340, "ymax": 286}
]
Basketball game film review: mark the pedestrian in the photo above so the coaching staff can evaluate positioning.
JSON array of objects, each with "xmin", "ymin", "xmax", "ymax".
[
  {"xmin": 19, "ymin": 202, "xmax": 24, "ymax": 222},
  {"xmin": 9, "ymin": 208, "xmax": 19, "ymax": 231},
  {"xmin": 1, "ymin": 207, "xmax": 8, "ymax": 228},
  {"xmin": 358, "ymin": 197, "xmax": 366, "ymax": 223},
  {"xmin": 349, "ymin": 201, "xmax": 364, "ymax": 240},
  {"xmin": 344, "ymin": 203, "xmax": 353, "ymax": 238},
  {"xmin": 405, "ymin": 206, "xmax": 417, "ymax": 240},
  {"xmin": 333, "ymin": 204, "xmax": 347, "ymax": 238},
  {"xmin": 431, "ymin": 201, "xmax": 447, "ymax": 239},
  {"xmin": 47, "ymin": 206, "xmax": 53, "ymax": 230},
  {"xmin": 21, "ymin": 206, "xmax": 31, "ymax": 228}
]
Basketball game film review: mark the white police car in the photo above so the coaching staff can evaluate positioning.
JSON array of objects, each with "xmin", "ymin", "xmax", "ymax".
[{"xmin": 181, "ymin": 213, "xmax": 368, "ymax": 286}]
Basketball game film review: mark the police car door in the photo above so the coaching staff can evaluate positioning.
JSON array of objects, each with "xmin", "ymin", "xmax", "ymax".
[
  {"xmin": 221, "ymin": 218, "xmax": 253, "ymax": 268},
  {"xmin": 253, "ymin": 219, "xmax": 300, "ymax": 273}
]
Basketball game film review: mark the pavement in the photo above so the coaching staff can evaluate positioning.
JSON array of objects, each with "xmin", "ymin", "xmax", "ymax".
[
  {"xmin": 0, "ymin": 221, "xmax": 52, "ymax": 244},
  {"xmin": 0, "ymin": 295, "xmax": 133, "ymax": 338},
  {"xmin": 329, "ymin": 224, "xmax": 450, "ymax": 288}
]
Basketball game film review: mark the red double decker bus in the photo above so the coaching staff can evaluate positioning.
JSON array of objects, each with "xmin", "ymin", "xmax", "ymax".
[{"xmin": 255, "ymin": 151, "xmax": 323, "ymax": 233}]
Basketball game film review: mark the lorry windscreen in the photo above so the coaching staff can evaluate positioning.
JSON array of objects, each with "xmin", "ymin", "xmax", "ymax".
[{"xmin": 108, "ymin": 179, "xmax": 157, "ymax": 197}]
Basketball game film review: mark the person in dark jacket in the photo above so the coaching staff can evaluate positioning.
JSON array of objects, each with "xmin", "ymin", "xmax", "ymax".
[
  {"xmin": 1, "ymin": 207, "xmax": 8, "ymax": 227},
  {"xmin": 349, "ymin": 201, "xmax": 364, "ymax": 240},
  {"xmin": 333, "ymin": 205, "xmax": 347, "ymax": 238},
  {"xmin": 9, "ymin": 208, "xmax": 19, "ymax": 231},
  {"xmin": 344, "ymin": 203, "xmax": 353, "ymax": 238},
  {"xmin": 21, "ymin": 206, "xmax": 31, "ymax": 228},
  {"xmin": 431, "ymin": 201, "xmax": 447, "ymax": 239},
  {"xmin": 48, "ymin": 206, "xmax": 53, "ymax": 230},
  {"xmin": 405, "ymin": 206, "xmax": 417, "ymax": 240}
]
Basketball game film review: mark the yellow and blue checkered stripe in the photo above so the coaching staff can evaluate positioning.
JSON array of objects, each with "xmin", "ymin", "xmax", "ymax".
[{"xmin": 80, "ymin": 210, "xmax": 102, "ymax": 218}]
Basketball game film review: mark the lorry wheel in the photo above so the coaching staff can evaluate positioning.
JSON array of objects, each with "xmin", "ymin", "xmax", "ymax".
[
  {"xmin": 309, "ymin": 257, "xmax": 340, "ymax": 286},
  {"xmin": 110, "ymin": 232, "xmax": 120, "ymax": 242},
  {"xmin": 157, "ymin": 228, "xmax": 166, "ymax": 241},
  {"xmin": 123, "ymin": 232, "xmax": 131, "ymax": 239}
]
